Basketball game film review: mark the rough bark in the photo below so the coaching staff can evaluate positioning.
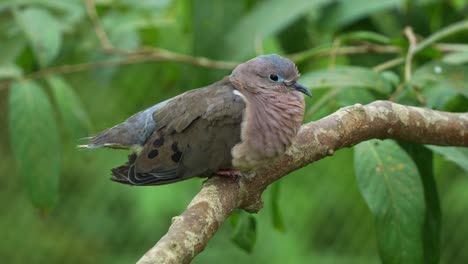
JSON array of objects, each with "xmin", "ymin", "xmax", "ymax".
[{"xmin": 137, "ymin": 101, "xmax": 468, "ymax": 264}]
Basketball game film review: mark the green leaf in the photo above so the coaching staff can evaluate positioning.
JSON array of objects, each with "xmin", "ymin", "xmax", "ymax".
[
  {"xmin": 339, "ymin": 31, "xmax": 391, "ymax": 44},
  {"xmin": 300, "ymin": 67, "xmax": 393, "ymax": 94},
  {"xmin": 321, "ymin": 0, "xmax": 402, "ymax": 31},
  {"xmin": 443, "ymin": 51, "xmax": 468, "ymax": 65},
  {"xmin": 230, "ymin": 210, "xmax": 257, "ymax": 253},
  {"xmin": 335, "ymin": 88, "xmax": 377, "ymax": 107},
  {"xmin": 0, "ymin": 30, "xmax": 26, "ymax": 65},
  {"xmin": 224, "ymin": 0, "xmax": 331, "ymax": 59},
  {"xmin": 270, "ymin": 182, "xmax": 285, "ymax": 232},
  {"xmin": 260, "ymin": 35, "xmax": 284, "ymax": 55},
  {"xmin": 354, "ymin": 139, "xmax": 425, "ymax": 264},
  {"xmin": 400, "ymin": 142, "xmax": 441, "ymax": 264},
  {"xmin": 370, "ymin": 10, "xmax": 401, "ymax": 36},
  {"xmin": 0, "ymin": 64, "xmax": 22, "ymax": 80},
  {"xmin": 8, "ymin": 81, "xmax": 61, "ymax": 210},
  {"xmin": 411, "ymin": 62, "xmax": 468, "ymax": 109},
  {"xmin": 102, "ymin": 11, "xmax": 141, "ymax": 50},
  {"xmin": 14, "ymin": 7, "xmax": 62, "ymax": 66},
  {"xmin": 191, "ymin": 0, "xmax": 244, "ymax": 58},
  {"xmin": 120, "ymin": 0, "xmax": 171, "ymax": 9},
  {"xmin": 420, "ymin": 85, "xmax": 458, "ymax": 109},
  {"xmin": 46, "ymin": 76, "xmax": 91, "ymax": 140},
  {"xmin": 37, "ymin": 0, "xmax": 85, "ymax": 32},
  {"xmin": 451, "ymin": 0, "xmax": 466, "ymax": 10},
  {"xmin": 426, "ymin": 146, "xmax": 468, "ymax": 172},
  {"xmin": 189, "ymin": 0, "xmax": 245, "ymax": 83},
  {"xmin": 380, "ymin": 70, "xmax": 401, "ymax": 88}
]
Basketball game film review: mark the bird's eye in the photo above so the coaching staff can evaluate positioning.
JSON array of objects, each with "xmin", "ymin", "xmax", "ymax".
[{"xmin": 269, "ymin": 74, "xmax": 280, "ymax": 82}]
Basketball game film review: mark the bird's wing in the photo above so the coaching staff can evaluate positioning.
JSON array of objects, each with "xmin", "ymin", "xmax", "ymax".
[{"xmin": 112, "ymin": 78, "xmax": 246, "ymax": 185}]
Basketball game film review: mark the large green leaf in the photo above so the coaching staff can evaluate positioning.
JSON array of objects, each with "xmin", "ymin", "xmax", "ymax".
[
  {"xmin": 102, "ymin": 10, "xmax": 141, "ymax": 50},
  {"xmin": 321, "ymin": 0, "xmax": 402, "ymax": 31},
  {"xmin": 335, "ymin": 88, "xmax": 378, "ymax": 107},
  {"xmin": 38, "ymin": 0, "xmax": 84, "ymax": 24},
  {"xmin": 224, "ymin": 0, "xmax": 331, "ymax": 59},
  {"xmin": 0, "ymin": 30, "xmax": 26, "ymax": 65},
  {"xmin": 191, "ymin": 0, "xmax": 244, "ymax": 58},
  {"xmin": 354, "ymin": 139, "xmax": 426, "ymax": 264},
  {"xmin": 426, "ymin": 146, "xmax": 468, "ymax": 172},
  {"xmin": 301, "ymin": 67, "xmax": 393, "ymax": 94},
  {"xmin": 400, "ymin": 142, "xmax": 441, "ymax": 264},
  {"xmin": 46, "ymin": 76, "xmax": 91, "ymax": 140},
  {"xmin": 11, "ymin": 0, "xmax": 85, "ymax": 32},
  {"xmin": 443, "ymin": 51, "xmax": 468, "ymax": 65},
  {"xmin": 14, "ymin": 7, "xmax": 62, "ymax": 66},
  {"xmin": 8, "ymin": 81, "xmax": 61, "ymax": 210},
  {"xmin": 410, "ymin": 62, "xmax": 468, "ymax": 109}
]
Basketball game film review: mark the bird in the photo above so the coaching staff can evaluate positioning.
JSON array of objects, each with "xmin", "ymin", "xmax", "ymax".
[{"xmin": 80, "ymin": 54, "xmax": 311, "ymax": 186}]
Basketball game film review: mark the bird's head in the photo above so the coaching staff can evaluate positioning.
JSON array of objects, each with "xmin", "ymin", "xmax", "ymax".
[{"xmin": 230, "ymin": 54, "xmax": 311, "ymax": 97}]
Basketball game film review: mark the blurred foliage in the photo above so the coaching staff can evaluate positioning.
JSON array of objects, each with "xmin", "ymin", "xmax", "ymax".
[{"xmin": 0, "ymin": 0, "xmax": 467, "ymax": 263}]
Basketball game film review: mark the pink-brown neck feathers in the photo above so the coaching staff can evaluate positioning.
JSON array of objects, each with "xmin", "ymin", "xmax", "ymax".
[{"xmin": 229, "ymin": 54, "xmax": 309, "ymax": 170}]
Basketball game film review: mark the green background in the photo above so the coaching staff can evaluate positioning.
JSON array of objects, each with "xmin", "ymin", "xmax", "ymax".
[{"xmin": 1, "ymin": 0, "xmax": 467, "ymax": 263}]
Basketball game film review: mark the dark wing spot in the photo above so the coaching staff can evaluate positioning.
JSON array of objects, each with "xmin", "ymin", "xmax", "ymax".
[
  {"xmin": 147, "ymin": 149, "xmax": 159, "ymax": 159},
  {"xmin": 171, "ymin": 151, "xmax": 182, "ymax": 163},
  {"xmin": 153, "ymin": 136, "xmax": 165, "ymax": 148},
  {"xmin": 171, "ymin": 142, "xmax": 182, "ymax": 163},
  {"xmin": 171, "ymin": 142, "xmax": 179, "ymax": 152}
]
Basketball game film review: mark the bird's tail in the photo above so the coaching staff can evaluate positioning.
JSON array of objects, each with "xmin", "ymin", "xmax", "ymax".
[
  {"xmin": 109, "ymin": 154, "xmax": 138, "ymax": 185},
  {"xmin": 77, "ymin": 103, "xmax": 166, "ymax": 150},
  {"xmin": 77, "ymin": 124, "xmax": 133, "ymax": 150},
  {"xmin": 77, "ymin": 97, "xmax": 171, "ymax": 150}
]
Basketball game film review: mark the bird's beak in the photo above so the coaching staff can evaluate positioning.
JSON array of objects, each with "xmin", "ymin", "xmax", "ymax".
[{"xmin": 292, "ymin": 82, "xmax": 312, "ymax": 97}]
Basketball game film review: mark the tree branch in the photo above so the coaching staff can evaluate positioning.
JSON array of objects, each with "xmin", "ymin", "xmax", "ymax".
[{"xmin": 137, "ymin": 101, "xmax": 468, "ymax": 264}]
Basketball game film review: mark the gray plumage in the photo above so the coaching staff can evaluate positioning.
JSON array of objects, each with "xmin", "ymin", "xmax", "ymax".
[{"xmin": 81, "ymin": 54, "xmax": 311, "ymax": 186}]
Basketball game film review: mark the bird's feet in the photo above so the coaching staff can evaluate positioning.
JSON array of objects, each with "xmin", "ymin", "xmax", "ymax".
[{"xmin": 215, "ymin": 168, "xmax": 242, "ymax": 181}]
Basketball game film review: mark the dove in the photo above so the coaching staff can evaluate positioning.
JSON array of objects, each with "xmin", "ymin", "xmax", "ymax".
[{"xmin": 80, "ymin": 54, "xmax": 311, "ymax": 185}]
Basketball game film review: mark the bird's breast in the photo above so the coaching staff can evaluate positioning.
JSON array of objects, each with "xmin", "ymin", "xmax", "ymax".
[{"xmin": 231, "ymin": 91, "xmax": 305, "ymax": 170}]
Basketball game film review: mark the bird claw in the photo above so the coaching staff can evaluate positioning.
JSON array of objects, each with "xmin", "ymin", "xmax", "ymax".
[{"xmin": 215, "ymin": 168, "xmax": 242, "ymax": 181}]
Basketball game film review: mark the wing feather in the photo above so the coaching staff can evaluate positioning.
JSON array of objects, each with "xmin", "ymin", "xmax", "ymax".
[{"xmin": 113, "ymin": 78, "xmax": 245, "ymax": 186}]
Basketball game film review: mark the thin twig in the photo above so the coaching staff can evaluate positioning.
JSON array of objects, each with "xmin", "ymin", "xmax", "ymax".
[
  {"xmin": 0, "ymin": 44, "xmax": 403, "ymax": 91},
  {"xmin": 372, "ymin": 58, "xmax": 405, "ymax": 72},
  {"xmin": 404, "ymin": 26, "xmax": 418, "ymax": 82},
  {"xmin": 83, "ymin": 0, "xmax": 113, "ymax": 50},
  {"xmin": 388, "ymin": 83, "xmax": 406, "ymax": 102},
  {"xmin": 0, "ymin": 43, "xmax": 405, "ymax": 91},
  {"xmin": 0, "ymin": 55, "xmax": 179, "ymax": 91},
  {"xmin": 328, "ymin": 38, "xmax": 341, "ymax": 68},
  {"xmin": 289, "ymin": 44, "xmax": 400, "ymax": 63},
  {"xmin": 435, "ymin": 43, "xmax": 468, "ymax": 52}
]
